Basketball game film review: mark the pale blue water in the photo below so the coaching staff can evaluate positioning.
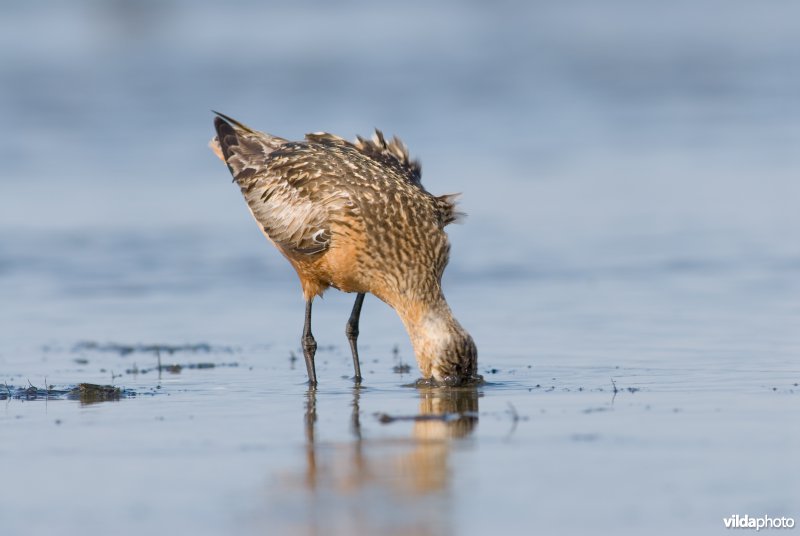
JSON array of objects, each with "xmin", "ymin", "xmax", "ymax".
[{"xmin": 1, "ymin": 1, "xmax": 799, "ymax": 535}]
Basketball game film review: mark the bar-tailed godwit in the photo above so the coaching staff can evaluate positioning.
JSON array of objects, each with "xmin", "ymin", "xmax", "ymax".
[{"xmin": 210, "ymin": 113, "xmax": 478, "ymax": 386}]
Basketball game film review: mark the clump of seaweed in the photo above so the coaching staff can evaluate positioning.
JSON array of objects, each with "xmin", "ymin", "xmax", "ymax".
[
  {"xmin": 68, "ymin": 383, "xmax": 122, "ymax": 404},
  {"xmin": 1, "ymin": 381, "xmax": 139, "ymax": 404}
]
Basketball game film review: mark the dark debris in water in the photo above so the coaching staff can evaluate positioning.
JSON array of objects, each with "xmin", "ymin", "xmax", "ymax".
[
  {"xmin": 582, "ymin": 407, "xmax": 612, "ymax": 414},
  {"xmin": 390, "ymin": 345, "xmax": 412, "ymax": 374},
  {"xmin": 125, "ymin": 361, "xmax": 239, "ymax": 376},
  {"xmin": 392, "ymin": 363, "xmax": 411, "ymax": 374},
  {"xmin": 1, "ymin": 382, "xmax": 143, "ymax": 404},
  {"xmin": 375, "ymin": 411, "xmax": 479, "ymax": 424},
  {"xmin": 72, "ymin": 341, "xmax": 238, "ymax": 356}
]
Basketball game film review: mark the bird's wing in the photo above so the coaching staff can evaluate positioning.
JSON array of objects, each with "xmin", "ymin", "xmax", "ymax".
[{"xmin": 213, "ymin": 114, "xmax": 350, "ymax": 256}]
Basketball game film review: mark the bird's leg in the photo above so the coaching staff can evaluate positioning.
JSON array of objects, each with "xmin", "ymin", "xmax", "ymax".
[
  {"xmin": 345, "ymin": 293, "xmax": 365, "ymax": 383},
  {"xmin": 302, "ymin": 299, "xmax": 318, "ymax": 386}
]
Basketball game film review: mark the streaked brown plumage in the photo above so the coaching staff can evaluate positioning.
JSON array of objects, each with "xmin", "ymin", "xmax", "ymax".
[{"xmin": 210, "ymin": 112, "xmax": 478, "ymax": 385}]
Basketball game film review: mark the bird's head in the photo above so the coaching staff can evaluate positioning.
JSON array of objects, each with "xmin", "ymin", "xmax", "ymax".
[{"xmin": 408, "ymin": 307, "xmax": 480, "ymax": 386}]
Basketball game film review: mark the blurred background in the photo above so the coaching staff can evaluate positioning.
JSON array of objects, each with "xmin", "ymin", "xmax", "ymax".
[
  {"xmin": 0, "ymin": 0, "xmax": 800, "ymax": 372},
  {"xmin": 1, "ymin": 1, "xmax": 799, "ymax": 534},
  {"xmin": 2, "ymin": 0, "xmax": 799, "ymax": 351}
]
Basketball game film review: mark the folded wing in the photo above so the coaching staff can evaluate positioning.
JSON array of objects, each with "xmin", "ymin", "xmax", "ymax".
[{"xmin": 212, "ymin": 113, "xmax": 349, "ymax": 256}]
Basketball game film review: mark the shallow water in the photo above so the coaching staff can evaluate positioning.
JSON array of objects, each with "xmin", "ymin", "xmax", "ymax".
[{"xmin": 1, "ymin": 1, "xmax": 799, "ymax": 535}]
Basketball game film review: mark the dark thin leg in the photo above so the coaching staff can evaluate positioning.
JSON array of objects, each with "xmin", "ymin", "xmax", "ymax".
[
  {"xmin": 346, "ymin": 293, "xmax": 365, "ymax": 383},
  {"xmin": 302, "ymin": 299, "xmax": 318, "ymax": 386}
]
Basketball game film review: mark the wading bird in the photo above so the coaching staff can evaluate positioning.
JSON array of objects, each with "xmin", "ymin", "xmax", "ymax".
[{"xmin": 210, "ymin": 113, "xmax": 477, "ymax": 386}]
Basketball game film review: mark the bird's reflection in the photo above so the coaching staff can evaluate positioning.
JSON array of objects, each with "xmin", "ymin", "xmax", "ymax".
[
  {"xmin": 292, "ymin": 385, "xmax": 480, "ymax": 535},
  {"xmin": 391, "ymin": 386, "xmax": 478, "ymax": 494},
  {"xmin": 303, "ymin": 387, "xmax": 318, "ymax": 490}
]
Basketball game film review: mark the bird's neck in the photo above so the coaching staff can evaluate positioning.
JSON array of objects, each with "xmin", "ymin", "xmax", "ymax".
[{"xmin": 395, "ymin": 291, "xmax": 478, "ymax": 384}]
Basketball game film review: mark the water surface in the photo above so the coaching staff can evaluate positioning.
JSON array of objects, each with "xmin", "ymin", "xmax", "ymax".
[{"xmin": 1, "ymin": 1, "xmax": 799, "ymax": 534}]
